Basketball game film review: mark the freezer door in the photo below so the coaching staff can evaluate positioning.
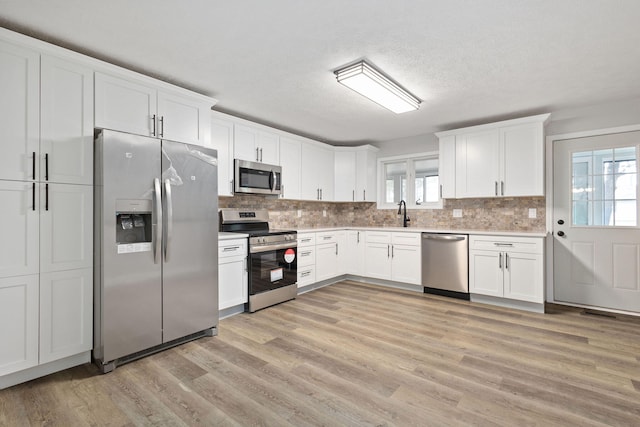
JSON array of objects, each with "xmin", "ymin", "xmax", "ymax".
[
  {"xmin": 161, "ymin": 140, "xmax": 218, "ymax": 342},
  {"xmin": 96, "ymin": 130, "xmax": 163, "ymax": 363}
]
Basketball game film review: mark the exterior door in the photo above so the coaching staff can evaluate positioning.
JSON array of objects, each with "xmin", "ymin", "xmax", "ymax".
[
  {"xmin": 161, "ymin": 140, "xmax": 218, "ymax": 342},
  {"xmin": 553, "ymin": 131, "xmax": 640, "ymax": 312}
]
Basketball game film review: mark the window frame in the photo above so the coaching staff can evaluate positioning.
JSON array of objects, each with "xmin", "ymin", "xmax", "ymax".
[{"xmin": 377, "ymin": 151, "xmax": 443, "ymax": 210}]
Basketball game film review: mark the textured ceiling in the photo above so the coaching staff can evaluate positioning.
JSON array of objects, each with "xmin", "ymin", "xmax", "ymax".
[{"xmin": 2, "ymin": 0, "xmax": 640, "ymax": 145}]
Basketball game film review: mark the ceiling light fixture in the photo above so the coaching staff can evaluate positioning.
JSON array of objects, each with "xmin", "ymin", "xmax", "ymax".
[{"xmin": 334, "ymin": 60, "xmax": 421, "ymax": 114}]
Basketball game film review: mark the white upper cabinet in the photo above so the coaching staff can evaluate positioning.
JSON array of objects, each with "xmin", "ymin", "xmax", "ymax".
[
  {"xmin": 279, "ymin": 136, "xmax": 302, "ymax": 200},
  {"xmin": 95, "ymin": 72, "xmax": 213, "ymax": 146},
  {"xmin": 436, "ymin": 114, "xmax": 549, "ymax": 199},
  {"xmin": 438, "ymin": 135, "xmax": 456, "ymax": 198},
  {"xmin": 355, "ymin": 147, "xmax": 378, "ymax": 202},
  {"xmin": 41, "ymin": 55, "xmax": 94, "ymax": 185},
  {"xmin": 334, "ymin": 146, "xmax": 378, "ymax": 202},
  {"xmin": 210, "ymin": 115, "xmax": 234, "ymax": 197},
  {"xmin": 0, "ymin": 40, "xmax": 39, "ymax": 182},
  {"xmin": 301, "ymin": 142, "xmax": 334, "ymax": 201},
  {"xmin": 234, "ymin": 124, "xmax": 279, "ymax": 164},
  {"xmin": 334, "ymin": 150, "xmax": 357, "ymax": 201}
]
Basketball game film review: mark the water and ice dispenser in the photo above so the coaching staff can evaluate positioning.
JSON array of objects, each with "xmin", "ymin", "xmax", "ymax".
[{"xmin": 115, "ymin": 199, "xmax": 153, "ymax": 254}]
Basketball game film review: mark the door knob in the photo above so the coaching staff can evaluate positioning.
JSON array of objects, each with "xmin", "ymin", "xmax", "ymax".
[
  {"xmin": 557, "ymin": 231, "xmax": 565, "ymax": 237},
  {"xmin": 557, "ymin": 219, "xmax": 564, "ymax": 225}
]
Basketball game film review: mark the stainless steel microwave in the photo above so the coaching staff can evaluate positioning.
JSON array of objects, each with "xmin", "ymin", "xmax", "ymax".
[{"xmin": 234, "ymin": 159, "xmax": 282, "ymax": 195}]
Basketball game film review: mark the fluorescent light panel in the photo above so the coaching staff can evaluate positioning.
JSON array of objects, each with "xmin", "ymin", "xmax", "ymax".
[{"xmin": 335, "ymin": 61, "xmax": 420, "ymax": 114}]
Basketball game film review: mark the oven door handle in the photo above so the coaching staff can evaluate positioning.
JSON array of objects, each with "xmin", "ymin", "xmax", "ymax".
[{"xmin": 250, "ymin": 242, "xmax": 297, "ymax": 254}]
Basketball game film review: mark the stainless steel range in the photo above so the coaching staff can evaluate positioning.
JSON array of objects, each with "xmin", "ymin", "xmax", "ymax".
[{"xmin": 220, "ymin": 209, "xmax": 297, "ymax": 312}]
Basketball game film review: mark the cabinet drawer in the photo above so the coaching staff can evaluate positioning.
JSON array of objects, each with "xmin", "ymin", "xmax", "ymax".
[
  {"xmin": 297, "ymin": 233, "xmax": 316, "ymax": 247},
  {"xmin": 218, "ymin": 239, "xmax": 247, "ymax": 259},
  {"xmin": 391, "ymin": 232, "xmax": 420, "ymax": 246},
  {"xmin": 297, "ymin": 266, "xmax": 315, "ymax": 287},
  {"xmin": 316, "ymin": 232, "xmax": 337, "ymax": 244},
  {"xmin": 298, "ymin": 247, "xmax": 316, "ymax": 266},
  {"xmin": 470, "ymin": 235, "xmax": 543, "ymax": 254},
  {"xmin": 366, "ymin": 231, "xmax": 391, "ymax": 244}
]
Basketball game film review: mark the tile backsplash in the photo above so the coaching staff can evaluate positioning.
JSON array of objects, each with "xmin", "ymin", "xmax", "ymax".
[{"xmin": 219, "ymin": 195, "xmax": 546, "ymax": 232}]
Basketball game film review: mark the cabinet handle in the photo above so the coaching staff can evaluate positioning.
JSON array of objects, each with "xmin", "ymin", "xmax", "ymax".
[
  {"xmin": 159, "ymin": 116, "xmax": 164, "ymax": 137},
  {"xmin": 363, "ymin": 189, "xmax": 366, "ymax": 200},
  {"xmin": 387, "ymin": 244, "xmax": 390, "ymax": 258},
  {"xmin": 301, "ymin": 251, "xmax": 311, "ymax": 256},
  {"xmin": 392, "ymin": 245, "xmax": 394, "ymax": 258},
  {"xmin": 45, "ymin": 183, "xmax": 49, "ymax": 211},
  {"xmin": 260, "ymin": 148, "xmax": 263, "ymax": 162},
  {"xmin": 45, "ymin": 153, "xmax": 49, "ymax": 181},
  {"xmin": 256, "ymin": 147, "xmax": 260, "ymax": 162},
  {"xmin": 495, "ymin": 181, "xmax": 498, "ymax": 196},
  {"xmin": 494, "ymin": 243, "xmax": 513, "ymax": 247},
  {"xmin": 323, "ymin": 236, "xmax": 331, "ymax": 240},
  {"xmin": 335, "ymin": 243, "xmax": 338, "ymax": 255},
  {"xmin": 152, "ymin": 114, "xmax": 156, "ymax": 136},
  {"xmin": 352, "ymin": 189, "xmax": 355, "ymax": 201},
  {"xmin": 499, "ymin": 252, "xmax": 503, "ymax": 269},
  {"xmin": 501, "ymin": 181, "xmax": 504, "ymax": 196},
  {"xmin": 301, "ymin": 271, "xmax": 310, "ymax": 277},
  {"xmin": 505, "ymin": 253, "xmax": 509, "ymax": 270},
  {"xmin": 320, "ymin": 188, "xmax": 323, "ymax": 200},
  {"xmin": 439, "ymin": 184, "xmax": 442, "ymax": 199},
  {"xmin": 222, "ymin": 246, "xmax": 240, "ymax": 251},
  {"xmin": 32, "ymin": 182, "xmax": 36, "ymax": 211},
  {"xmin": 230, "ymin": 180, "xmax": 234, "ymax": 194},
  {"xmin": 32, "ymin": 152, "xmax": 36, "ymax": 180},
  {"xmin": 357, "ymin": 231, "xmax": 360, "ymax": 243},
  {"xmin": 244, "ymin": 257, "xmax": 248, "ymax": 272},
  {"xmin": 281, "ymin": 184, "xmax": 285, "ymax": 198}
]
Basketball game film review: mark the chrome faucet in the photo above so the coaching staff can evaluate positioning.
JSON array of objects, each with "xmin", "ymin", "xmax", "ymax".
[{"xmin": 397, "ymin": 200, "xmax": 410, "ymax": 227}]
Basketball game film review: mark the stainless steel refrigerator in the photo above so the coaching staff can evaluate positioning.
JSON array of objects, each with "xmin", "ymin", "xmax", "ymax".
[{"xmin": 94, "ymin": 129, "xmax": 218, "ymax": 373}]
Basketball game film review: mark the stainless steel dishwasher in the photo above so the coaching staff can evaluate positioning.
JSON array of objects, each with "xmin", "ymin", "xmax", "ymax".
[{"xmin": 421, "ymin": 233, "xmax": 469, "ymax": 300}]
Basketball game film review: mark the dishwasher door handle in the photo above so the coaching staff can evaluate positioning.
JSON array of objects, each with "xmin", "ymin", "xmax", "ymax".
[{"xmin": 422, "ymin": 234, "xmax": 466, "ymax": 241}]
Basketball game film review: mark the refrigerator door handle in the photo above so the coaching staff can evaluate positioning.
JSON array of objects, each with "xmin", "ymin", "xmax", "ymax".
[
  {"xmin": 154, "ymin": 178, "xmax": 163, "ymax": 264},
  {"xmin": 164, "ymin": 179, "xmax": 173, "ymax": 262}
]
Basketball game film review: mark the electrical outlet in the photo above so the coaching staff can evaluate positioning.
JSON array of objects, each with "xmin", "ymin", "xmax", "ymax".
[
  {"xmin": 323, "ymin": 209, "xmax": 327, "ymax": 217},
  {"xmin": 528, "ymin": 208, "xmax": 537, "ymax": 219},
  {"xmin": 453, "ymin": 209, "xmax": 463, "ymax": 218},
  {"xmin": 297, "ymin": 209, "xmax": 302, "ymax": 218}
]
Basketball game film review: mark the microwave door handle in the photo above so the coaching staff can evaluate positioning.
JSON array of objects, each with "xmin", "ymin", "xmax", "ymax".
[{"xmin": 269, "ymin": 170, "xmax": 275, "ymax": 191}]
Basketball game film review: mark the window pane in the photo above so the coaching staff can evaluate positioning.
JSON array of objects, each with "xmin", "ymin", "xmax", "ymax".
[
  {"xmin": 572, "ymin": 147, "xmax": 637, "ymax": 227},
  {"xmin": 425, "ymin": 176, "xmax": 439, "ymax": 202},
  {"xmin": 415, "ymin": 178, "xmax": 424, "ymax": 204},
  {"xmin": 384, "ymin": 161, "xmax": 406, "ymax": 204}
]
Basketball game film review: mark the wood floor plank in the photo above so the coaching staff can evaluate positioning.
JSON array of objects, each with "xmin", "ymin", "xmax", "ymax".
[{"xmin": 2, "ymin": 279, "xmax": 639, "ymax": 426}]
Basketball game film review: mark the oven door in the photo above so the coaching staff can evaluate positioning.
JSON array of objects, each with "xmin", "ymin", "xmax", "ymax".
[{"xmin": 249, "ymin": 244, "xmax": 297, "ymax": 295}]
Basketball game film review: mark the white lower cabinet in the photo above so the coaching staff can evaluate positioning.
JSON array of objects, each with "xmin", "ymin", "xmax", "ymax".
[
  {"xmin": 469, "ymin": 235, "xmax": 544, "ymax": 303},
  {"xmin": 297, "ymin": 233, "xmax": 316, "ymax": 287},
  {"xmin": 39, "ymin": 268, "xmax": 93, "ymax": 364},
  {"xmin": 315, "ymin": 232, "xmax": 339, "ymax": 282},
  {"xmin": 345, "ymin": 230, "xmax": 365, "ymax": 276},
  {"xmin": 218, "ymin": 238, "xmax": 248, "ymax": 310},
  {"xmin": 364, "ymin": 231, "xmax": 421, "ymax": 285},
  {"xmin": 0, "ymin": 275, "xmax": 39, "ymax": 376}
]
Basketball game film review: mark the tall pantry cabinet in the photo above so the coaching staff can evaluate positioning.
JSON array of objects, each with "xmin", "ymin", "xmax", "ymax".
[{"xmin": 0, "ymin": 39, "xmax": 93, "ymax": 387}]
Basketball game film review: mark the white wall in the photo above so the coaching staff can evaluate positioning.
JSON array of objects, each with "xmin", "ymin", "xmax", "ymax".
[{"xmin": 372, "ymin": 133, "xmax": 438, "ymax": 157}]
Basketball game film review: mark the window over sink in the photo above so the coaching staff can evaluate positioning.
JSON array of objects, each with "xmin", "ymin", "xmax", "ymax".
[{"xmin": 378, "ymin": 152, "xmax": 442, "ymax": 210}]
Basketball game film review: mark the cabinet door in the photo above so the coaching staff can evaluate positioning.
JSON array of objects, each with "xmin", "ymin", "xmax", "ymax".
[
  {"xmin": 0, "ymin": 275, "xmax": 39, "ymax": 376},
  {"xmin": 211, "ymin": 117, "xmax": 234, "ymax": 196},
  {"xmin": 469, "ymin": 250, "xmax": 504, "ymax": 297},
  {"xmin": 158, "ymin": 91, "xmax": 210, "ymax": 146},
  {"xmin": 334, "ymin": 150, "xmax": 356, "ymax": 201},
  {"xmin": 504, "ymin": 252, "xmax": 543, "ymax": 303},
  {"xmin": 0, "ymin": 181, "xmax": 39, "ymax": 278},
  {"xmin": 438, "ymin": 135, "xmax": 456, "ymax": 198},
  {"xmin": 317, "ymin": 145, "xmax": 335, "ymax": 201},
  {"xmin": 219, "ymin": 258, "xmax": 248, "ymax": 309},
  {"xmin": 335, "ymin": 231, "xmax": 348, "ymax": 276},
  {"xmin": 356, "ymin": 149, "xmax": 377, "ymax": 202},
  {"xmin": 40, "ymin": 55, "xmax": 93, "ymax": 185},
  {"xmin": 0, "ymin": 40, "xmax": 39, "ymax": 182},
  {"xmin": 500, "ymin": 123, "xmax": 544, "ymax": 197},
  {"xmin": 233, "ymin": 124, "xmax": 259, "ymax": 162},
  {"xmin": 315, "ymin": 243, "xmax": 338, "ymax": 282},
  {"xmin": 94, "ymin": 72, "xmax": 156, "ymax": 137},
  {"xmin": 279, "ymin": 137, "xmax": 301, "ymax": 199},
  {"xmin": 346, "ymin": 230, "xmax": 365, "ymax": 276},
  {"xmin": 300, "ymin": 144, "xmax": 320, "ymax": 200},
  {"xmin": 258, "ymin": 131, "xmax": 279, "ymax": 165},
  {"xmin": 391, "ymin": 244, "xmax": 421, "ymax": 285},
  {"xmin": 365, "ymin": 243, "xmax": 392, "ymax": 280},
  {"xmin": 40, "ymin": 184, "xmax": 93, "ymax": 273},
  {"xmin": 456, "ymin": 130, "xmax": 499, "ymax": 198},
  {"xmin": 39, "ymin": 268, "xmax": 92, "ymax": 364}
]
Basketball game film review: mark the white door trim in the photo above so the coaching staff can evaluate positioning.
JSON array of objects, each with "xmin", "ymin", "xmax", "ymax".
[{"xmin": 545, "ymin": 123, "xmax": 640, "ymax": 313}]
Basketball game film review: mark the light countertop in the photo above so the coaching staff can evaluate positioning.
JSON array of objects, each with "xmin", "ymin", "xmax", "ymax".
[{"xmin": 296, "ymin": 226, "xmax": 548, "ymax": 238}]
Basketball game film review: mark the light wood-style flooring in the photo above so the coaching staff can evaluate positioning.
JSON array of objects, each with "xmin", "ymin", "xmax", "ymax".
[{"xmin": 2, "ymin": 280, "xmax": 640, "ymax": 426}]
